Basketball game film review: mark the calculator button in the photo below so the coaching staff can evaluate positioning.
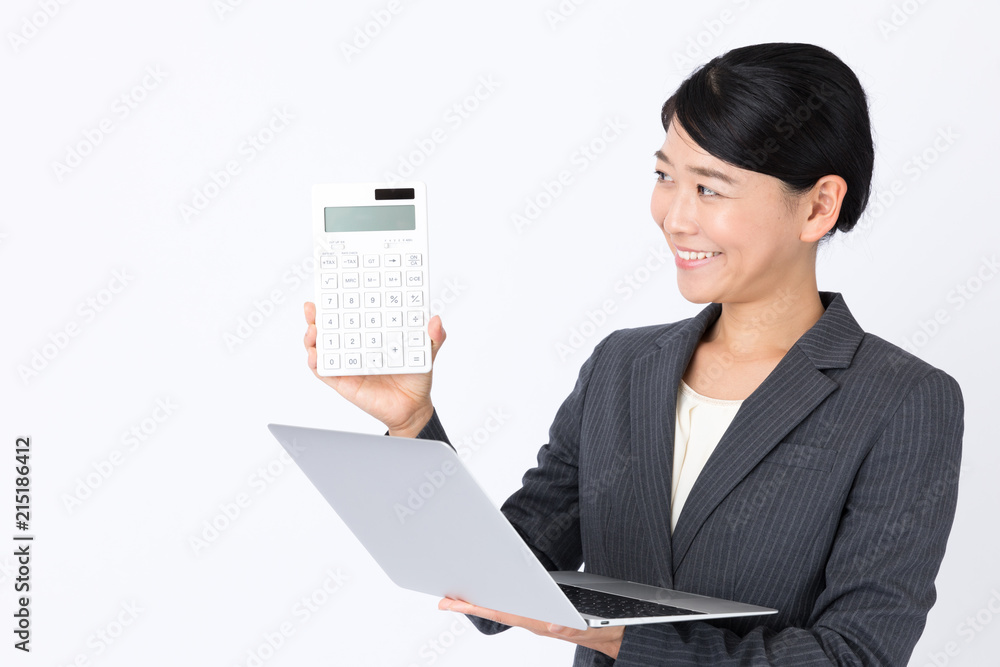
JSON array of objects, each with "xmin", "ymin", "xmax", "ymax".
[
  {"xmin": 406, "ymin": 253, "xmax": 422, "ymax": 267},
  {"xmin": 385, "ymin": 271, "xmax": 402, "ymax": 287},
  {"xmin": 408, "ymin": 311, "xmax": 424, "ymax": 327},
  {"xmin": 322, "ymin": 354, "xmax": 341, "ymax": 371},
  {"xmin": 364, "ymin": 272, "xmax": 381, "ymax": 288},
  {"xmin": 407, "ymin": 291, "xmax": 424, "ymax": 307},
  {"xmin": 323, "ymin": 334, "xmax": 340, "ymax": 349},
  {"xmin": 365, "ymin": 352, "xmax": 384, "ymax": 368},
  {"xmin": 387, "ymin": 332, "xmax": 404, "ymax": 367},
  {"xmin": 321, "ymin": 314, "xmax": 339, "ymax": 330},
  {"xmin": 321, "ymin": 293, "xmax": 338, "ymax": 310},
  {"xmin": 363, "ymin": 254, "xmax": 380, "ymax": 268},
  {"xmin": 365, "ymin": 312, "xmax": 382, "ymax": 328},
  {"xmin": 386, "ymin": 292, "xmax": 402, "ymax": 308},
  {"xmin": 321, "ymin": 255, "xmax": 337, "ymax": 269},
  {"xmin": 364, "ymin": 292, "xmax": 381, "ymax": 308},
  {"xmin": 321, "ymin": 273, "xmax": 338, "ymax": 290},
  {"xmin": 408, "ymin": 350, "xmax": 425, "ymax": 367},
  {"xmin": 366, "ymin": 332, "xmax": 383, "ymax": 348},
  {"xmin": 387, "ymin": 312, "xmax": 403, "ymax": 327},
  {"xmin": 344, "ymin": 333, "xmax": 361, "ymax": 348},
  {"xmin": 341, "ymin": 255, "xmax": 359, "ymax": 269},
  {"xmin": 344, "ymin": 314, "xmax": 361, "ymax": 329},
  {"xmin": 342, "ymin": 273, "xmax": 359, "ymax": 288},
  {"xmin": 344, "ymin": 293, "xmax": 360, "ymax": 308},
  {"xmin": 406, "ymin": 271, "xmax": 423, "ymax": 287},
  {"xmin": 407, "ymin": 331, "xmax": 424, "ymax": 347},
  {"xmin": 344, "ymin": 353, "xmax": 362, "ymax": 369},
  {"xmin": 384, "ymin": 254, "xmax": 401, "ymax": 267}
]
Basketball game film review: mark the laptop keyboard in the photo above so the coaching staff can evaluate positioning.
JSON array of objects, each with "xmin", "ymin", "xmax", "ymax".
[{"xmin": 558, "ymin": 584, "xmax": 705, "ymax": 619}]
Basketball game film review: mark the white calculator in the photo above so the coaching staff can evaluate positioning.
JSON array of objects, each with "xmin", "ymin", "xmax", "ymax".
[{"xmin": 313, "ymin": 182, "xmax": 431, "ymax": 376}]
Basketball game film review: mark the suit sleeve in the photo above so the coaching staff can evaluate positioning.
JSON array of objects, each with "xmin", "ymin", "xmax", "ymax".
[
  {"xmin": 615, "ymin": 368, "xmax": 964, "ymax": 666},
  {"xmin": 416, "ymin": 337, "xmax": 610, "ymax": 636}
]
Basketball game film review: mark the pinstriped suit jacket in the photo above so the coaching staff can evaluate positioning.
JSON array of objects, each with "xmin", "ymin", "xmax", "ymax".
[{"xmin": 418, "ymin": 291, "xmax": 964, "ymax": 666}]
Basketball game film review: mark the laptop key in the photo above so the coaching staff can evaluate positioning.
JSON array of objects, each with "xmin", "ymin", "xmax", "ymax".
[{"xmin": 558, "ymin": 584, "xmax": 706, "ymax": 619}]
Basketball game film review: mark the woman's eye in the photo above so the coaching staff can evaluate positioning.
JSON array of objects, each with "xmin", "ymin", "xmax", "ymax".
[{"xmin": 698, "ymin": 185, "xmax": 719, "ymax": 196}]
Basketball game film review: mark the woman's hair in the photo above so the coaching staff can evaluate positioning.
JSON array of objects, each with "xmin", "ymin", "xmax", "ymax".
[{"xmin": 661, "ymin": 43, "xmax": 874, "ymax": 237}]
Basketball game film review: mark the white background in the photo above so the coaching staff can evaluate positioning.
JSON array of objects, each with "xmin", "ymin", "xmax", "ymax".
[{"xmin": 3, "ymin": 1, "xmax": 998, "ymax": 665}]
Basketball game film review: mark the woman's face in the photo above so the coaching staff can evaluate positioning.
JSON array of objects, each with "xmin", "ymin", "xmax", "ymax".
[{"xmin": 651, "ymin": 119, "xmax": 814, "ymax": 306}]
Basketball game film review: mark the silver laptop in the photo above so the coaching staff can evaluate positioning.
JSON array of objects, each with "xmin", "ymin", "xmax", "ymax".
[{"xmin": 267, "ymin": 424, "xmax": 776, "ymax": 630}]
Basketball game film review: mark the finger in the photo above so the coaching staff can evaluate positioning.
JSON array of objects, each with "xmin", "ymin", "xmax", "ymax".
[
  {"xmin": 439, "ymin": 598, "xmax": 540, "ymax": 631},
  {"xmin": 428, "ymin": 315, "xmax": 446, "ymax": 363},
  {"xmin": 304, "ymin": 321, "xmax": 317, "ymax": 349},
  {"xmin": 307, "ymin": 341, "xmax": 318, "ymax": 371},
  {"xmin": 304, "ymin": 301, "xmax": 316, "ymax": 325}
]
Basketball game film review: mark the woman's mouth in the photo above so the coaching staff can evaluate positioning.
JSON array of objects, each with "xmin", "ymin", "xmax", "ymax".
[{"xmin": 674, "ymin": 248, "xmax": 723, "ymax": 269}]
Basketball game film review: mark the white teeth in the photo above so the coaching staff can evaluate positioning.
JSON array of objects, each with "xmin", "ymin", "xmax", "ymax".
[{"xmin": 678, "ymin": 250, "xmax": 721, "ymax": 260}]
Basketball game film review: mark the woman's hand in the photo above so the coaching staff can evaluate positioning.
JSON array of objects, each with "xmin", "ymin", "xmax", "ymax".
[
  {"xmin": 303, "ymin": 301, "xmax": 446, "ymax": 437},
  {"xmin": 438, "ymin": 598, "xmax": 624, "ymax": 660}
]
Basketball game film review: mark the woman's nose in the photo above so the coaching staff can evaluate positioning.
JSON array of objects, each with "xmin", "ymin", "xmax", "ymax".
[{"xmin": 657, "ymin": 191, "xmax": 699, "ymax": 236}]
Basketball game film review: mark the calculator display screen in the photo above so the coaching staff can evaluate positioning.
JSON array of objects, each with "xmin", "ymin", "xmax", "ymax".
[{"xmin": 324, "ymin": 205, "xmax": 415, "ymax": 232}]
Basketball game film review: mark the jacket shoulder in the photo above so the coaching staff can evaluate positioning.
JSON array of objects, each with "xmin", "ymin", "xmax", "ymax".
[
  {"xmin": 853, "ymin": 331, "xmax": 963, "ymax": 395},
  {"xmin": 595, "ymin": 318, "xmax": 690, "ymax": 361}
]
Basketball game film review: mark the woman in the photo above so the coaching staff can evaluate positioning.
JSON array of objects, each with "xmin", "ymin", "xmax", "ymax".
[{"xmin": 303, "ymin": 43, "xmax": 963, "ymax": 666}]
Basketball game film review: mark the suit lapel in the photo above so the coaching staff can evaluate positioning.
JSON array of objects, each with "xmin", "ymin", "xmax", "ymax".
[
  {"xmin": 669, "ymin": 347, "xmax": 838, "ymax": 570},
  {"xmin": 670, "ymin": 292, "xmax": 864, "ymax": 571},
  {"xmin": 629, "ymin": 302, "xmax": 721, "ymax": 587},
  {"xmin": 628, "ymin": 292, "xmax": 865, "ymax": 580}
]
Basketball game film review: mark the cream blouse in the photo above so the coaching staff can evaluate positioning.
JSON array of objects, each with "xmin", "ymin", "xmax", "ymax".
[{"xmin": 671, "ymin": 379, "xmax": 744, "ymax": 532}]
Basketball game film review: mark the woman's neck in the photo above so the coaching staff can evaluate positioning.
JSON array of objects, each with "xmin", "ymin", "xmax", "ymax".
[{"xmin": 705, "ymin": 286, "xmax": 826, "ymax": 359}]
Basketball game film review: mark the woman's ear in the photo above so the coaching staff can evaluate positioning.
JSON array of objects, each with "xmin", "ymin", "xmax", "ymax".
[{"xmin": 800, "ymin": 175, "xmax": 847, "ymax": 243}]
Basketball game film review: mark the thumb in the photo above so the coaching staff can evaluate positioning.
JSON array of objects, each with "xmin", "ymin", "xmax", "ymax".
[{"xmin": 428, "ymin": 315, "xmax": 446, "ymax": 363}]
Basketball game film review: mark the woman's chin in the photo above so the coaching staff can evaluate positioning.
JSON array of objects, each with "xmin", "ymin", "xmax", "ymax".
[{"xmin": 676, "ymin": 281, "xmax": 720, "ymax": 305}]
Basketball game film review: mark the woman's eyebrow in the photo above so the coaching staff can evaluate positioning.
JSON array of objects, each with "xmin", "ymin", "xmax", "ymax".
[{"xmin": 654, "ymin": 150, "xmax": 738, "ymax": 186}]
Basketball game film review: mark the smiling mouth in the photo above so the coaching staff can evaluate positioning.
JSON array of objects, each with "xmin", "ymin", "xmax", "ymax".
[{"xmin": 676, "ymin": 250, "xmax": 722, "ymax": 260}]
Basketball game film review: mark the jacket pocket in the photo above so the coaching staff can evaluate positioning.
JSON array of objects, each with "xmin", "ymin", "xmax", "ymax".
[{"xmin": 761, "ymin": 441, "xmax": 837, "ymax": 472}]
